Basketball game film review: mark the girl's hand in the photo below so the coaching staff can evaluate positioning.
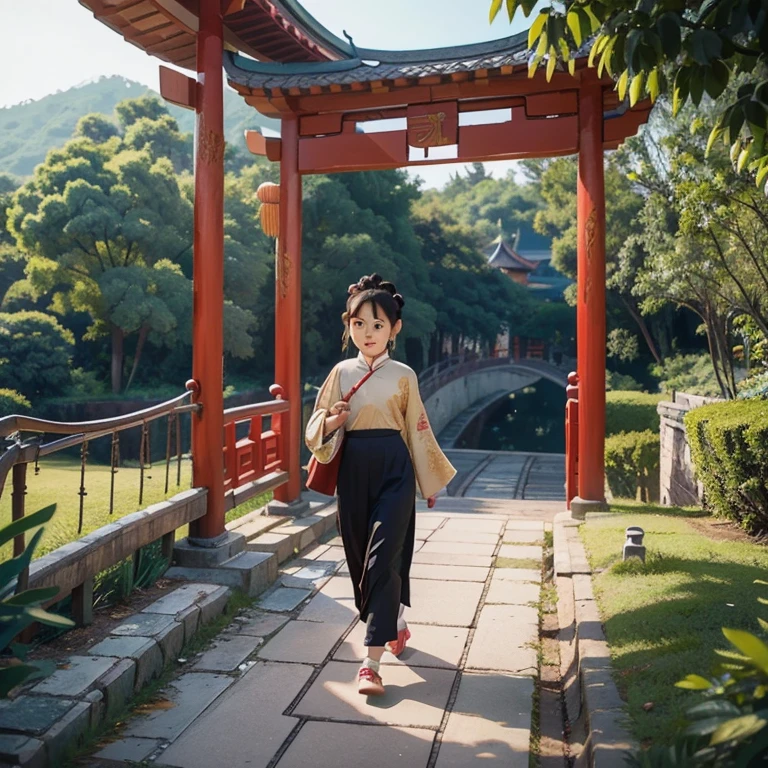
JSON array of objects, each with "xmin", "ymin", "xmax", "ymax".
[
  {"xmin": 323, "ymin": 401, "xmax": 350, "ymax": 435},
  {"xmin": 427, "ymin": 495, "xmax": 437, "ymax": 509}
]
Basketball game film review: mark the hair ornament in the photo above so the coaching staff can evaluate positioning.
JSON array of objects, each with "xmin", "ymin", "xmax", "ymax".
[{"xmin": 393, "ymin": 293, "xmax": 405, "ymax": 308}]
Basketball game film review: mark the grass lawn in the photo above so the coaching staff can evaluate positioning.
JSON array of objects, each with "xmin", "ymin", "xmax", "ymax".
[
  {"xmin": 580, "ymin": 501, "xmax": 768, "ymax": 748},
  {"xmin": 1, "ymin": 455, "xmax": 272, "ymax": 561}
]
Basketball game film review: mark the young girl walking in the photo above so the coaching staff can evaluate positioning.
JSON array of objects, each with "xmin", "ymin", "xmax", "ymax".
[{"xmin": 305, "ymin": 274, "xmax": 456, "ymax": 696}]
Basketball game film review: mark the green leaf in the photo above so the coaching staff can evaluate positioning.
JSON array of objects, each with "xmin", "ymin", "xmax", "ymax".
[
  {"xmin": 629, "ymin": 72, "xmax": 645, "ymax": 107},
  {"xmin": 24, "ymin": 607, "xmax": 75, "ymax": 629},
  {"xmin": 0, "ymin": 527, "xmax": 45, "ymax": 597},
  {"xmin": 490, "ymin": 0, "xmax": 504, "ymax": 23},
  {"xmin": 589, "ymin": 35, "xmax": 606, "ymax": 68},
  {"xmin": 656, "ymin": 13, "xmax": 682, "ymax": 59},
  {"xmin": 703, "ymin": 60, "xmax": 730, "ymax": 100},
  {"xmin": 505, "ymin": 0, "xmax": 519, "ymax": 22},
  {"xmin": 583, "ymin": 3, "xmax": 602, "ymax": 31},
  {"xmin": 617, "ymin": 69, "xmax": 630, "ymax": 102},
  {"xmin": 566, "ymin": 10, "xmax": 582, "ymax": 47},
  {"xmin": 0, "ymin": 504, "xmax": 56, "ymax": 550},
  {"xmin": 686, "ymin": 715, "xmax": 730, "ymax": 737},
  {"xmin": 528, "ymin": 11, "xmax": 548, "ymax": 50},
  {"xmin": 3, "ymin": 587, "xmax": 60, "ymax": 607},
  {"xmin": 690, "ymin": 70, "xmax": 705, "ymax": 106},
  {"xmin": 706, "ymin": 126, "xmax": 724, "ymax": 156},
  {"xmin": 723, "ymin": 628, "xmax": 768, "ymax": 674},
  {"xmin": 710, "ymin": 714, "xmax": 767, "ymax": 746},
  {"xmin": 758, "ymin": 616, "xmax": 768, "ymax": 632},
  {"xmin": 737, "ymin": 145, "xmax": 752, "ymax": 173},
  {"xmin": 676, "ymin": 674, "xmax": 713, "ymax": 690},
  {"xmin": 673, "ymin": 68, "xmax": 690, "ymax": 115},
  {"xmin": 0, "ymin": 664, "xmax": 45, "ymax": 698},
  {"xmin": 519, "ymin": 0, "xmax": 537, "ymax": 17},
  {"xmin": 688, "ymin": 29, "xmax": 723, "ymax": 66},
  {"xmin": 647, "ymin": 68, "xmax": 660, "ymax": 102},
  {"xmin": 687, "ymin": 700, "xmax": 742, "ymax": 719},
  {"xmin": 696, "ymin": 0, "xmax": 722, "ymax": 22},
  {"xmin": 546, "ymin": 48, "xmax": 557, "ymax": 81}
]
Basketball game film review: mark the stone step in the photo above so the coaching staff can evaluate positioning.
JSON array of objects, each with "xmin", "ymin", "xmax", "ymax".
[{"xmin": 166, "ymin": 550, "xmax": 277, "ymax": 597}]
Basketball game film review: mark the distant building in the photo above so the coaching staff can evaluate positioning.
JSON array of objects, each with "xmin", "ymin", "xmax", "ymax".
[{"xmin": 485, "ymin": 231, "xmax": 572, "ymax": 302}]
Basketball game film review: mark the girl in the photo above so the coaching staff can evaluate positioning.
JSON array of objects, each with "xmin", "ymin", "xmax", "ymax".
[{"xmin": 305, "ymin": 274, "xmax": 456, "ymax": 696}]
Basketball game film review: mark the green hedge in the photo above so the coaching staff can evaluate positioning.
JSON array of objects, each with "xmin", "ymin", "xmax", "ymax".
[
  {"xmin": 0, "ymin": 388, "xmax": 31, "ymax": 418},
  {"xmin": 685, "ymin": 399, "xmax": 768, "ymax": 535},
  {"xmin": 605, "ymin": 430, "xmax": 660, "ymax": 502},
  {"xmin": 605, "ymin": 391, "xmax": 664, "ymax": 436}
]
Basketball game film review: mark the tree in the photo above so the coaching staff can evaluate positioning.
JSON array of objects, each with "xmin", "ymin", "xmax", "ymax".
[
  {"xmin": 490, "ymin": 0, "xmax": 768, "ymax": 192},
  {"xmin": 123, "ymin": 115, "xmax": 192, "ymax": 174},
  {"xmin": 0, "ymin": 311, "xmax": 74, "ymax": 398},
  {"xmin": 75, "ymin": 114, "xmax": 119, "ymax": 144},
  {"xmin": 531, "ymin": 154, "xmax": 664, "ymax": 364},
  {"xmin": 114, "ymin": 95, "xmax": 168, "ymax": 129},
  {"xmin": 7, "ymin": 136, "xmax": 193, "ymax": 393}
]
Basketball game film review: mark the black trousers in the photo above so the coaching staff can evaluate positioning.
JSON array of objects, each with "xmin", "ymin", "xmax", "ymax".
[{"xmin": 336, "ymin": 429, "xmax": 416, "ymax": 647}]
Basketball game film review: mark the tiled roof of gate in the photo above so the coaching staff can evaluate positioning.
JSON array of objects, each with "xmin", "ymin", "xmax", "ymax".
[{"xmin": 223, "ymin": 31, "xmax": 531, "ymax": 90}]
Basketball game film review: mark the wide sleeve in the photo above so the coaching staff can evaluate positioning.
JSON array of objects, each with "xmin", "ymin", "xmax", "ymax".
[
  {"xmin": 304, "ymin": 365, "xmax": 343, "ymax": 464},
  {"xmin": 405, "ymin": 369, "xmax": 457, "ymax": 498}
]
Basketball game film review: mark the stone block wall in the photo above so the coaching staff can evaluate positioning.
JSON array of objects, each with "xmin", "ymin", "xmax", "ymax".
[{"xmin": 658, "ymin": 392, "xmax": 720, "ymax": 507}]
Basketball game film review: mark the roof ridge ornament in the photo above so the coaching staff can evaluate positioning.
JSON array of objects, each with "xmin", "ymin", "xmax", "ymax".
[{"xmin": 342, "ymin": 30, "xmax": 359, "ymax": 58}]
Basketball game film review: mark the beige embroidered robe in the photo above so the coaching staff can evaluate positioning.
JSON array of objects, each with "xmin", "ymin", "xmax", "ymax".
[{"xmin": 305, "ymin": 352, "xmax": 456, "ymax": 499}]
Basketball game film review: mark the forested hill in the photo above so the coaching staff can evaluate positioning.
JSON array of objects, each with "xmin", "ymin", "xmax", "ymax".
[{"xmin": 0, "ymin": 75, "xmax": 279, "ymax": 177}]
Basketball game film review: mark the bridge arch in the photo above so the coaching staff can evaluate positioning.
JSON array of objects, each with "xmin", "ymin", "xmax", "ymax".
[{"xmin": 418, "ymin": 357, "xmax": 570, "ymax": 437}]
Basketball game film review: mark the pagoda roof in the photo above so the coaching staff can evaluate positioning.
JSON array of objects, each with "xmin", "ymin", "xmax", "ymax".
[
  {"xmin": 487, "ymin": 237, "xmax": 538, "ymax": 272},
  {"xmin": 222, "ymin": 31, "xmax": 531, "ymax": 91},
  {"xmin": 78, "ymin": 0, "xmax": 349, "ymax": 70}
]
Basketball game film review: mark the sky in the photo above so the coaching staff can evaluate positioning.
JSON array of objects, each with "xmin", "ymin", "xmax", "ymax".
[{"xmin": 0, "ymin": 0, "xmax": 538, "ymax": 188}]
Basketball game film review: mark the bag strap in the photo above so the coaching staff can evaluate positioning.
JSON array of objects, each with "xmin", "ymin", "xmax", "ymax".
[{"xmin": 342, "ymin": 367, "xmax": 376, "ymax": 403}]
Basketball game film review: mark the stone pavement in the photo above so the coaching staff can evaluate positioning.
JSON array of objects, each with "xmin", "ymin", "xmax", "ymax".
[{"xmin": 90, "ymin": 508, "xmax": 548, "ymax": 768}]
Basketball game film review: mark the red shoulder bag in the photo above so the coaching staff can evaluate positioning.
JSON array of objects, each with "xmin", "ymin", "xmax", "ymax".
[{"xmin": 305, "ymin": 367, "xmax": 375, "ymax": 496}]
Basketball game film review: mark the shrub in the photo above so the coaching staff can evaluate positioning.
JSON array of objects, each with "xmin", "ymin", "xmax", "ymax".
[
  {"xmin": 0, "ymin": 388, "xmax": 30, "ymax": 418},
  {"xmin": 604, "ymin": 430, "xmax": 660, "ymax": 502},
  {"xmin": 738, "ymin": 369, "xmax": 768, "ymax": 400},
  {"xmin": 685, "ymin": 399, "xmax": 768, "ymax": 535},
  {"xmin": 0, "ymin": 311, "xmax": 73, "ymax": 399},
  {"xmin": 651, "ymin": 353, "xmax": 724, "ymax": 398},
  {"xmin": 606, "ymin": 371, "xmax": 644, "ymax": 391},
  {"xmin": 605, "ymin": 391, "xmax": 664, "ymax": 436}
]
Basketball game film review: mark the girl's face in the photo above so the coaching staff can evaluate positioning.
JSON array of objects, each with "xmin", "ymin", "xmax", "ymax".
[{"xmin": 349, "ymin": 301, "xmax": 401, "ymax": 359}]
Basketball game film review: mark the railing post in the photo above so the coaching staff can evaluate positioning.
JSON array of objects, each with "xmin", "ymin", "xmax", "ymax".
[
  {"xmin": 565, "ymin": 372, "xmax": 579, "ymax": 510},
  {"xmin": 12, "ymin": 462, "xmax": 28, "ymax": 593}
]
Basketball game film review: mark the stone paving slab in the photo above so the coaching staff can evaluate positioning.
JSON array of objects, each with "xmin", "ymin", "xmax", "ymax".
[
  {"xmin": 141, "ymin": 583, "xmax": 222, "ymax": 616},
  {"xmin": 436, "ymin": 672, "xmax": 533, "ymax": 768},
  {"xmin": 111, "ymin": 612, "xmax": 176, "ymax": 638},
  {"xmin": 441, "ymin": 518, "xmax": 504, "ymax": 534},
  {"xmin": 29, "ymin": 655, "xmax": 118, "ymax": 698},
  {"xmin": 229, "ymin": 610, "xmax": 288, "ymax": 638},
  {"xmin": 427, "ymin": 530, "xmax": 500, "ymax": 545},
  {"xmin": 0, "ymin": 696, "xmax": 76, "ymax": 736},
  {"xmin": 95, "ymin": 736, "xmax": 162, "ymax": 763},
  {"xmin": 279, "ymin": 564, "xmax": 334, "ymax": 591},
  {"xmin": 409, "ymin": 563, "xmax": 490, "ymax": 582},
  {"xmin": 123, "ymin": 673, "xmax": 233, "ymax": 741},
  {"xmin": 505, "ymin": 520, "xmax": 545, "ymax": 532},
  {"xmin": 502, "ymin": 530, "xmax": 545, "ymax": 544},
  {"xmin": 88, "ymin": 636, "xmax": 163, "ymax": 690},
  {"xmin": 485, "ymin": 580, "xmax": 541, "ymax": 605},
  {"xmin": 258, "ymin": 587, "xmax": 312, "ymax": 612},
  {"xmin": 335, "ymin": 622, "xmax": 469, "ymax": 669},
  {"xmin": 465, "ymin": 606, "xmax": 538, "ymax": 675},
  {"xmin": 298, "ymin": 591, "xmax": 358, "ymax": 624},
  {"xmin": 420, "ymin": 541, "xmax": 497, "ymax": 557},
  {"xmin": 293, "ymin": 661, "xmax": 456, "ymax": 727},
  {"xmin": 414, "ymin": 516, "xmax": 446, "ymax": 529},
  {"xmin": 320, "ymin": 575, "xmax": 356, "ymax": 600},
  {"xmin": 412, "ymin": 551, "xmax": 493, "ymax": 568},
  {"xmin": 0, "ymin": 733, "xmax": 45, "ymax": 767},
  {"xmin": 193, "ymin": 634, "xmax": 264, "ymax": 672},
  {"xmin": 303, "ymin": 544, "xmax": 330, "ymax": 560},
  {"xmin": 498, "ymin": 544, "xmax": 543, "ymax": 559},
  {"xmin": 161, "ymin": 662, "xmax": 312, "ymax": 768},
  {"xmin": 258, "ymin": 619, "xmax": 349, "ymax": 664},
  {"xmin": 493, "ymin": 568, "xmax": 542, "ymax": 583},
  {"xmin": 276, "ymin": 721, "xmax": 435, "ymax": 768},
  {"xmin": 408, "ymin": 580, "xmax": 484, "ymax": 627}
]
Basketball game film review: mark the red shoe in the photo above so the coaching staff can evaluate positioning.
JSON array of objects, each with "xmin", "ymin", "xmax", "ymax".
[
  {"xmin": 385, "ymin": 627, "xmax": 411, "ymax": 657},
  {"xmin": 358, "ymin": 666, "xmax": 385, "ymax": 696}
]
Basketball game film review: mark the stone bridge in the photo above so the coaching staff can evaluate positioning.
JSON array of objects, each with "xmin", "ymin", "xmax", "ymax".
[{"xmin": 418, "ymin": 356, "xmax": 572, "ymax": 440}]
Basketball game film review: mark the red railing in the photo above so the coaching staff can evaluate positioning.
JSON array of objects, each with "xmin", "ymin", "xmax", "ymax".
[
  {"xmin": 565, "ymin": 371, "xmax": 579, "ymax": 509},
  {"xmin": 223, "ymin": 384, "xmax": 289, "ymax": 496}
]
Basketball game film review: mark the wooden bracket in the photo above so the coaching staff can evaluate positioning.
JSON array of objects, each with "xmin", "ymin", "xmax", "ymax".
[
  {"xmin": 159, "ymin": 66, "xmax": 198, "ymax": 111},
  {"xmin": 245, "ymin": 130, "xmax": 282, "ymax": 162}
]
